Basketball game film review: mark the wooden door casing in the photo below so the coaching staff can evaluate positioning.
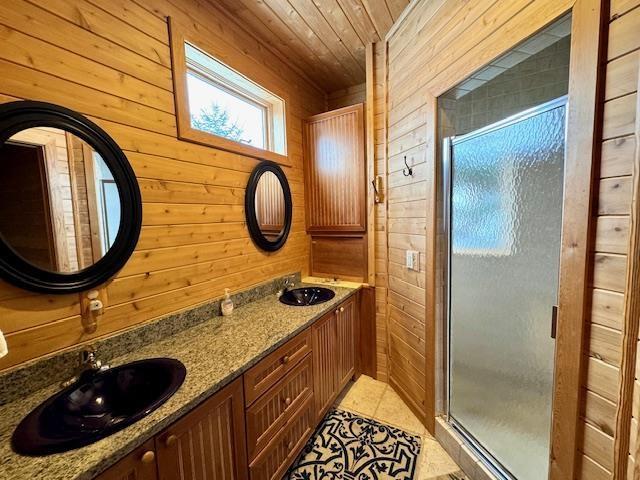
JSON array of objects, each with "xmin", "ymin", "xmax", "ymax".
[
  {"xmin": 95, "ymin": 439, "xmax": 158, "ymax": 480},
  {"xmin": 303, "ymin": 104, "xmax": 366, "ymax": 233},
  {"xmin": 155, "ymin": 378, "xmax": 248, "ymax": 480},
  {"xmin": 312, "ymin": 309, "xmax": 339, "ymax": 421}
]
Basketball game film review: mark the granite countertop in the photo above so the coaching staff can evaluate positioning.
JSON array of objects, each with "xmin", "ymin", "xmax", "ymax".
[{"xmin": 0, "ymin": 282, "xmax": 359, "ymax": 480}]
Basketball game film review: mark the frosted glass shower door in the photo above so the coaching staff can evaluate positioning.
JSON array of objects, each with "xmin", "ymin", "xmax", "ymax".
[{"xmin": 447, "ymin": 98, "xmax": 566, "ymax": 479}]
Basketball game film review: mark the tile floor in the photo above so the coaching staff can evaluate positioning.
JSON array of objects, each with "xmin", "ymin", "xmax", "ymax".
[{"xmin": 335, "ymin": 375, "xmax": 468, "ymax": 479}]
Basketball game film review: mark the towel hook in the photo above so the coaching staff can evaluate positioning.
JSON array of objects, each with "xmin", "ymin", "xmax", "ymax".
[
  {"xmin": 371, "ymin": 177, "xmax": 381, "ymax": 203},
  {"xmin": 402, "ymin": 156, "xmax": 413, "ymax": 177}
]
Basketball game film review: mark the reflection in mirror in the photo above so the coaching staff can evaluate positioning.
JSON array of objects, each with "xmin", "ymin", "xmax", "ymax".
[
  {"xmin": 254, "ymin": 171, "xmax": 285, "ymax": 241},
  {"xmin": 0, "ymin": 127, "xmax": 121, "ymax": 274}
]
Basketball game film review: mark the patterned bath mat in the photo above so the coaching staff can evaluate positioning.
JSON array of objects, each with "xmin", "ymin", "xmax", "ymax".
[{"xmin": 285, "ymin": 408, "xmax": 421, "ymax": 479}]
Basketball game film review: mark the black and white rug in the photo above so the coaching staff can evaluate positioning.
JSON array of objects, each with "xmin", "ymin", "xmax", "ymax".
[{"xmin": 285, "ymin": 408, "xmax": 421, "ymax": 480}]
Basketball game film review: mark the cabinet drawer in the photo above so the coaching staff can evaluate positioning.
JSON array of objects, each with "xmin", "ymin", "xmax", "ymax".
[
  {"xmin": 249, "ymin": 394, "xmax": 314, "ymax": 480},
  {"xmin": 244, "ymin": 328, "xmax": 312, "ymax": 406},
  {"xmin": 246, "ymin": 354, "xmax": 313, "ymax": 459}
]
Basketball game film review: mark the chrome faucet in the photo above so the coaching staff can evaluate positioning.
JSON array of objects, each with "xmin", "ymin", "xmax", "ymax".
[
  {"xmin": 61, "ymin": 345, "xmax": 110, "ymax": 387},
  {"xmin": 278, "ymin": 278, "xmax": 296, "ymax": 297}
]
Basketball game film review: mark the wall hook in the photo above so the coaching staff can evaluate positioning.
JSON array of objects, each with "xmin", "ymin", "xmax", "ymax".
[
  {"xmin": 371, "ymin": 178, "xmax": 381, "ymax": 203},
  {"xmin": 402, "ymin": 156, "xmax": 413, "ymax": 177}
]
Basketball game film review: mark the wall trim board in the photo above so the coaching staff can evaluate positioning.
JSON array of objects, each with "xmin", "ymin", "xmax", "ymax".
[
  {"xmin": 549, "ymin": 3, "xmax": 608, "ymax": 479},
  {"xmin": 366, "ymin": 44, "xmax": 376, "ymax": 287},
  {"xmin": 615, "ymin": 52, "xmax": 640, "ymax": 480}
]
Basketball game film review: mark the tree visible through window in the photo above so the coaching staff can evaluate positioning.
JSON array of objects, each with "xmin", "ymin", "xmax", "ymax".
[
  {"xmin": 190, "ymin": 103, "xmax": 245, "ymax": 143},
  {"xmin": 183, "ymin": 43, "xmax": 286, "ymax": 154}
]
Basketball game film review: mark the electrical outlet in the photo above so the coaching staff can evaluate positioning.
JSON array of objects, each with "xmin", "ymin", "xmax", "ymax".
[{"xmin": 406, "ymin": 250, "xmax": 419, "ymax": 271}]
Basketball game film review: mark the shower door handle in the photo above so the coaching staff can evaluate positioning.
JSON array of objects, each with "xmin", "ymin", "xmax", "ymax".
[{"xmin": 551, "ymin": 305, "xmax": 558, "ymax": 339}]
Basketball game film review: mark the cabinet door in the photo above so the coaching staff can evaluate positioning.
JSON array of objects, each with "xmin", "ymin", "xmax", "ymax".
[
  {"xmin": 155, "ymin": 378, "xmax": 248, "ymax": 480},
  {"xmin": 303, "ymin": 104, "xmax": 365, "ymax": 233},
  {"xmin": 95, "ymin": 439, "xmax": 157, "ymax": 480},
  {"xmin": 312, "ymin": 309, "xmax": 338, "ymax": 421},
  {"xmin": 336, "ymin": 296, "xmax": 357, "ymax": 389}
]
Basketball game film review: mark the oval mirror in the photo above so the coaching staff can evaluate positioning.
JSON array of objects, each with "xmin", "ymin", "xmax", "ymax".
[
  {"xmin": 0, "ymin": 101, "xmax": 142, "ymax": 293},
  {"xmin": 245, "ymin": 161, "xmax": 292, "ymax": 251}
]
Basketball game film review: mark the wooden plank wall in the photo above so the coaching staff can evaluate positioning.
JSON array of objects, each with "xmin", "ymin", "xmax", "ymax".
[
  {"xmin": 378, "ymin": 0, "xmax": 611, "ymax": 435},
  {"xmin": 0, "ymin": 0, "xmax": 325, "ymax": 372},
  {"xmin": 327, "ymin": 83, "xmax": 366, "ymax": 110},
  {"xmin": 580, "ymin": 1, "xmax": 640, "ymax": 478}
]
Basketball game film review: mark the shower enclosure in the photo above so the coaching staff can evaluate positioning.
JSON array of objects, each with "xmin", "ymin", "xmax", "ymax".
[{"xmin": 444, "ymin": 97, "xmax": 567, "ymax": 479}]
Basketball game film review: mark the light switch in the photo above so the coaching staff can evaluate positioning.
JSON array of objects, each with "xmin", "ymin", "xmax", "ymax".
[{"xmin": 406, "ymin": 250, "xmax": 419, "ymax": 271}]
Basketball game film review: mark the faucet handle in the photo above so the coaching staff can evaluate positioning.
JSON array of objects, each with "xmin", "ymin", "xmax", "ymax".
[{"xmin": 80, "ymin": 345, "xmax": 97, "ymax": 363}]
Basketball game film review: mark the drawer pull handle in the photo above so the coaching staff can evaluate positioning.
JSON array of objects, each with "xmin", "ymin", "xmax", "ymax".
[
  {"xmin": 287, "ymin": 440, "xmax": 294, "ymax": 450},
  {"xmin": 335, "ymin": 309, "xmax": 339, "ymax": 314},
  {"xmin": 141, "ymin": 450, "xmax": 155, "ymax": 464},
  {"xmin": 283, "ymin": 396, "xmax": 292, "ymax": 406},
  {"xmin": 165, "ymin": 434, "xmax": 178, "ymax": 447},
  {"xmin": 340, "ymin": 306, "xmax": 344, "ymax": 312},
  {"xmin": 281, "ymin": 355, "xmax": 290, "ymax": 365}
]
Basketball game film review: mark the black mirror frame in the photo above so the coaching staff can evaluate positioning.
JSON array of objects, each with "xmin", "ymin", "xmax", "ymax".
[
  {"xmin": 0, "ymin": 101, "xmax": 142, "ymax": 294},
  {"xmin": 245, "ymin": 161, "xmax": 292, "ymax": 252}
]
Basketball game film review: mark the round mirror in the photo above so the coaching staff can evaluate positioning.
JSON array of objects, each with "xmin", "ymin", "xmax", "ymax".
[
  {"xmin": 245, "ymin": 161, "xmax": 292, "ymax": 251},
  {"xmin": 0, "ymin": 101, "xmax": 141, "ymax": 293}
]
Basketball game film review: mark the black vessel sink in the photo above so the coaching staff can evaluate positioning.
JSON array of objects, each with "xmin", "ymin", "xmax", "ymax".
[
  {"xmin": 12, "ymin": 358, "xmax": 186, "ymax": 456},
  {"xmin": 279, "ymin": 287, "xmax": 335, "ymax": 306}
]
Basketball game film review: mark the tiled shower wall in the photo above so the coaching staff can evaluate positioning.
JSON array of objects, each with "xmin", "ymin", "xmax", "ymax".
[{"xmin": 453, "ymin": 36, "xmax": 571, "ymax": 135}]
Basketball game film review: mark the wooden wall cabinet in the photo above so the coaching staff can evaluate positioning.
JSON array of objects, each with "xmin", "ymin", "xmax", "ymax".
[
  {"xmin": 304, "ymin": 104, "xmax": 368, "ymax": 281},
  {"xmin": 303, "ymin": 104, "xmax": 366, "ymax": 233}
]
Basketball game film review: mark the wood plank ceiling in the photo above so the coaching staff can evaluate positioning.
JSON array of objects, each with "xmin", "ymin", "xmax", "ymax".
[{"xmin": 214, "ymin": 0, "xmax": 410, "ymax": 92}]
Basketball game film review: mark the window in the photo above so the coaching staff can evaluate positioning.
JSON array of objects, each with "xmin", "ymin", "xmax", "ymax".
[{"xmin": 170, "ymin": 20, "xmax": 287, "ymax": 163}]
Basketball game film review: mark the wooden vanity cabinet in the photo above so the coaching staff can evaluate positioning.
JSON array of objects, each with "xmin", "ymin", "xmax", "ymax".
[
  {"xmin": 95, "ymin": 439, "xmax": 158, "ymax": 480},
  {"xmin": 155, "ymin": 378, "xmax": 248, "ymax": 480},
  {"xmin": 96, "ymin": 295, "xmax": 359, "ymax": 480}
]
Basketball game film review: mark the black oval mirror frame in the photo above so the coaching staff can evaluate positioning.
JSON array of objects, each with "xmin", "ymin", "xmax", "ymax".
[
  {"xmin": 245, "ymin": 161, "xmax": 292, "ymax": 252},
  {"xmin": 0, "ymin": 101, "xmax": 142, "ymax": 294}
]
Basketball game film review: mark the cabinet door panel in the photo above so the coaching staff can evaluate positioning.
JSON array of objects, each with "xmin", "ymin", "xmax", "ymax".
[
  {"xmin": 155, "ymin": 378, "xmax": 248, "ymax": 480},
  {"xmin": 303, "ymin": 104, "xmax": 365, "ymax": 233},
  {"xmin": 95, "ymin": 439, "xmax": 157, "ymax": 480},
  {"xmin": 312, "ymin": 310, "xmax": 338, "ymax": 421},
  {"xmin": 337, "ymin": 296, "xmax": 357, "ymax": 389}
]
